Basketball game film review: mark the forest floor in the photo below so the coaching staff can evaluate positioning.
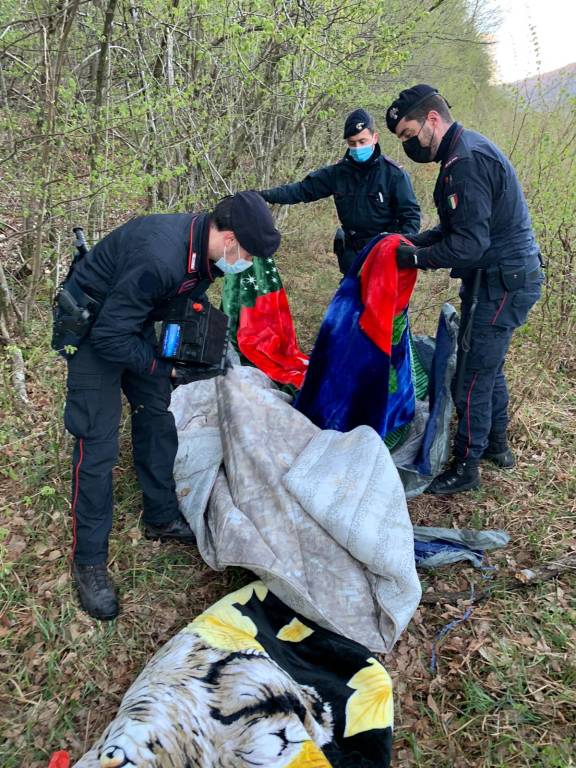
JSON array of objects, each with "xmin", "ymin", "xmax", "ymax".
[{"xmin": 1, "ymin": 206, "xmax": 575, "ymax": 767}]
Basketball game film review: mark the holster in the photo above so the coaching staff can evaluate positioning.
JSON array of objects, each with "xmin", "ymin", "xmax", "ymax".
[
  {"xmin": 51, "ymin": 283, "xmax": 100, "ymax": 357},
  {"xmin": 333, "ymin": 228, "xmax": 346, "ymax": 270}
]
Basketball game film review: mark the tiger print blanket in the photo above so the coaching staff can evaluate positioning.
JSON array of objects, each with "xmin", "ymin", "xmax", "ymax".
[{"xmin": 74, "ymin": 582, "xmax": 392, "ymax": 768}]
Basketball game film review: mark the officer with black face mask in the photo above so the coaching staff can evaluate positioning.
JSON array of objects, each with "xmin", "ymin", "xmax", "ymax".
[
  {"xmin": 259, "ymin": 109, "xmax": 421, "ymax": 275},
  {"xmin": 386, "ymin": 84, "xmax": 543, "ymax": 495}
]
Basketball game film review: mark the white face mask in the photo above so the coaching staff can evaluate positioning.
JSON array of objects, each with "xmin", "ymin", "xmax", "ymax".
[{"xmin": 215, "ymin": 243, "xmax": 252, "ymax": 274}]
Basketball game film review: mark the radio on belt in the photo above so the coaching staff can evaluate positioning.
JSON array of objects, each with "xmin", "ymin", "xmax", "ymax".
[{"xmin": 159, "ymin": 295, "xmax": 230, "ymax": 375}]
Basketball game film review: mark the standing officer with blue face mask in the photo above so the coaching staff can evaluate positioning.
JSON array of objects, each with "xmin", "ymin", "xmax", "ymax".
[
  {"xmin": 259, "ymin": 109, "xmax": 421, "ymax": 274},
  {"xmin": 53, "ymin": 192, "xmax": 280, "ymax": 620}
]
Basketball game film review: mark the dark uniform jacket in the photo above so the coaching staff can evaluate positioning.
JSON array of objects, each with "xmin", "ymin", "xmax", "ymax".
[
  {"xmin": 260, "ymin": 144, "xmax": 420, "ymax": 246},
  {"xmin": 414, "ymin": 123, "xmax": 540, "ymax": 279},
  {"xmin": 65, "ymin": 213, "xmax": 216, "ymax": 378}
]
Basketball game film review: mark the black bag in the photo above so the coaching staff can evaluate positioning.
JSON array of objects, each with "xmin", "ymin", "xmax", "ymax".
[{"xmin": 158, "ymin": 295, "xmax": 230, "ymax": 378}]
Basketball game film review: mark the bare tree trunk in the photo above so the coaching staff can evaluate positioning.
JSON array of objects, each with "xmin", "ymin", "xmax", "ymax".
[
  {"xmin": 127, "ymin": 0, "xmax": 158, "ymax": 209},
  {"xmin": 88, "ymin": 0, "xmax": 118, "ymax": 240},
  {"xmin": 23, "ymin": 0, "xmax": 82, "ymax": 323},
  {"xmin": 0, "ymin": 260, "xmax": 30, "ymax": 409}
]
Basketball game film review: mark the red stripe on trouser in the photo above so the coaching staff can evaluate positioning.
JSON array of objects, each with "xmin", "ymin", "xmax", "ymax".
[
  {"xmin": 70, "ymin": 438, "xmax": 84, "ymax": 561},
  {"xmin": 463, "ymin": 372, "xmax": 479, "ymax": 459},
  {"xmin": 491, "ymin": 292, "xmax": 508, "ymax": 325}
]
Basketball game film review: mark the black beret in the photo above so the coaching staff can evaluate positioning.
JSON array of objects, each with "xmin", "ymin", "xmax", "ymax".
[
  {"xmin": 343, "ymin": 108, "xmax": 375, "ymax": 139},
  {"xmin": 230, "ymin": 191, "xmax": 281, "ymax": 259},
  {"xmin": 385, "ymin": 84, "xmax": 439, "ymax": 133}
]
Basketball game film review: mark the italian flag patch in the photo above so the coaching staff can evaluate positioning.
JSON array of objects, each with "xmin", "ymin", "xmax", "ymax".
[{"xmin": 448, "ymin": 193, "xmax": 458, "ymax": 210}]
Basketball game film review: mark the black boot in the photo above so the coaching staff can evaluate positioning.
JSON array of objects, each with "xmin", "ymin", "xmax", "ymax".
[
  {"xmin": 483, "ymin": 432, "xmax": 516, "ymax": 468},
  {"xmin": 144, "ymin": 513, "xmax": 196, "ymax": 543},
  {"xmin": 72, "ymin": 562, "xmax": 119, "ymax": 620},
  {"xmin": 426, "ymin": 458, "xmax": 480, "ymax": 495}
]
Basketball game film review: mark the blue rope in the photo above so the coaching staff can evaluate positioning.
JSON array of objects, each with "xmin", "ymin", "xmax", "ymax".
[{"xmin": 430, "ymin": 587, "xmax": 475, "ymax": 674}]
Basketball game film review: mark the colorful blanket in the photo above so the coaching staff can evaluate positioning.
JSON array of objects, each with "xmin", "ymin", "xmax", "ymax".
[
  {"xmin": 221, "ymin": 255, "xmax": 309, "ymax": 389},
  {"xmin": 295, "ymin": 234, "xmax": 424, "ymax": 446},
  {"xmin": 72, "ymin": 582, "xmax": 392, "ymax": 768}
]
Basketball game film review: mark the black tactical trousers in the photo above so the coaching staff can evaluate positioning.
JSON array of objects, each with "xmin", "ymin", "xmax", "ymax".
[
  {"xmin": 452, "ymin": 277, "xmax": 542, "ymax": 461},
  {"xmin": 64, "ymin": 335, "xmax": 179, "ymax": 564}
]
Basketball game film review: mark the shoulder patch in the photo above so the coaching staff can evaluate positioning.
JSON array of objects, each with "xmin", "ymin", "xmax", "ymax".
[{"xmin": 382, "ymin": 154, "xmax": 403, "ymax": 169}]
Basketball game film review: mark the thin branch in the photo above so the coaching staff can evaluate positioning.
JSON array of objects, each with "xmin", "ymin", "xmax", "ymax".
[{"xmin": 420, "ymin": 554, "xmax": 576, "ymax": 605}]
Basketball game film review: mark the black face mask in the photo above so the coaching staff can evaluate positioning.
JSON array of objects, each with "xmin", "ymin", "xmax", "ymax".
[{"xmin": 402, "ymin": 121, "xmax": 435, "ymax": 163}]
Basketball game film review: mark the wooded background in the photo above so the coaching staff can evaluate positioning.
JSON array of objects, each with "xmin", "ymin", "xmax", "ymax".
[{"xmin": 1, "ymin": 0, "xmax": 573, "ymax": 386}]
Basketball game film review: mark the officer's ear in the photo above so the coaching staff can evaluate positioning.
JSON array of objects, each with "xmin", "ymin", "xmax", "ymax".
[
  {"xmin": 223, "ymin": 230, "xmax": 237, "ymax": 248},
  {"xmin": 372, "ymin": 130, "xmax": 379, "ymax": 145},
  {"xmin": 426, "ymin": 110, "xmax": 443, "ymax": 128}
]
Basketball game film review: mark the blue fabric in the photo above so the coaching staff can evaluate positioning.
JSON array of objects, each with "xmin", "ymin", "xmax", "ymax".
[
  {"xmin": 413, "ymin": 527, "xmax": 509, "ymax": 568},
  {"xmin": 414, "ymin": 539, "xmax": 484, "ymax": 567},
  {"xmin": 294, "ymin": 243, "xmax": 415, "ymax": 438}
]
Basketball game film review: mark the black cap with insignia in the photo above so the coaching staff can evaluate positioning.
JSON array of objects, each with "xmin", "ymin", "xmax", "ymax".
[
  {"xmin": 230, "ymin": 191, "xmax": 281, "ymax": 259},
  {"xmin": 343, "ymin": 108, "xmax": 375, "ymax": 139},
  {"xmin": 385, "ymin": 84, "xmax": 440, "ymax": 133}
]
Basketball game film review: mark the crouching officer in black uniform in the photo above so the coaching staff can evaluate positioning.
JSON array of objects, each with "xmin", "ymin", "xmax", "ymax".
[
  {"xmin": 259, "ymin": 108, "xmax": 421, "ymax": 274},
  {"xmin": 53, "ymin": 192, "xmax": 281, "ymax": 619},
  {"xmin": 386, "ymin": 85, "xmax": 543, "ymax": 495}
]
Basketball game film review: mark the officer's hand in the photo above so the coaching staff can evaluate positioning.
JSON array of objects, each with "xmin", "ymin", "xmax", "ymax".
[{"xmin": 396, "ymin": 244, "xmax": 418, "ymax": 269}]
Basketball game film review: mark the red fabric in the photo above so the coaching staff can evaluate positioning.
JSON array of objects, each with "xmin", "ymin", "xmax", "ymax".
[
  {"xmin": 358, "ymin": 234, "xmax": 418, "ymax": 355},
  {"xmin": 237, "ymin": 288, "xmax": 309, "ymax": 388},
  {"xmin": 48, "ymin": 752, "xmax": 70, "ymax": 768}
]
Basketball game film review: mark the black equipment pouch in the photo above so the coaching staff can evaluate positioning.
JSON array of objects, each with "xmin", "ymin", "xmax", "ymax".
[
  {"xmin": 158, "ymin": 294, "xmax": 230, "ymax": 378},
  {"xmin": 51, "ymin": 283, "xmax": 101, "ymax": 358},
  {"xmin": 499, "ymin": 266, "xmax": 526, "ymax": 292},
  {"xmin": 486, "ymin": 265, "xmax": 528, "ymax": 299}
]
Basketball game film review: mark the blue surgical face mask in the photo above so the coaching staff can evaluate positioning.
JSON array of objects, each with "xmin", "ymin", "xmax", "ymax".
[
  {"xmin": 349, "ymin": 143, "xmax": 374, "ymax": 162},
  {"xmin": 215, "ymin": 244, "xmax": 253, "ymax": 274}
]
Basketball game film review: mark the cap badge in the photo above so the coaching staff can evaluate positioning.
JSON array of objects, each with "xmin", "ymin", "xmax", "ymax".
[
  {"xmin": 355, "ymin": 121, "xmax": 365, "ymax": 130},
  {"xmin": 388, "ymin": 107, "xmax": 398, "ymax": 120}
]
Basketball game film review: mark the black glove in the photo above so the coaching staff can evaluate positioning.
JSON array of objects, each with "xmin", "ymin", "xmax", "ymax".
[
  {"xmin": 171, "ymin": 363, "xmax": 227, "ymax": 388},
  {"xmin": 396, "ymin": 244, "xmax": 418, "ymax": 269}
]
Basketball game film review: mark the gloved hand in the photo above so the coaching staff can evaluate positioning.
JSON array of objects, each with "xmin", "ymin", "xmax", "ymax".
[
  {"xmin": 403, "ymin": 232, "xmax": 427, "ymax": 248},
  {"xmin": 396, "ymin": 243, "xmax": 418, "ymax": 269},
  {"xmin": 171, "ymin": 363, "xmax": 227, "ymax": 388}
]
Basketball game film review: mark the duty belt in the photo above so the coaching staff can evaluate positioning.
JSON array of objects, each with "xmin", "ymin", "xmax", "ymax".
[{"xmin": 345, "ymin": 231, "xmax": 386, "ymax": 251}]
